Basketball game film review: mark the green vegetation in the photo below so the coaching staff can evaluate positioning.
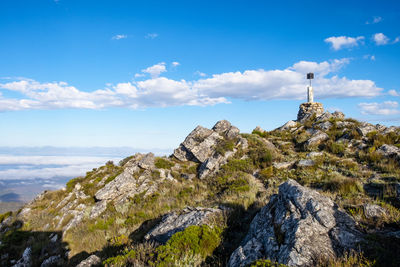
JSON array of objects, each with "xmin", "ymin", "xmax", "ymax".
[
  {"xmin": 0, "ymin": 211, "xmax": 12, "ymax": 223},
  {"xmin": 154, "ymin": 157, "xmax": 175, "ymax": 169},
  {"xmin": 249, "ymin": 259, "xmax": 288, "ymax": 267},
  {"xmin": 154, "ymin": 225, "xmax": 222, "ymax": 266}
]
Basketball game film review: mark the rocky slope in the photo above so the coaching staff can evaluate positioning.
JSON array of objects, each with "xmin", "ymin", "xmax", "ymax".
[{"xmin": 1, "ymin": 105, "xmax": 400, "ymax": 267}]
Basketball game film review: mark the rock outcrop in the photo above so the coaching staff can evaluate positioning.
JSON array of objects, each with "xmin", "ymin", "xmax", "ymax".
[
  {"xmin": 144, "ymin": 206, "xmax": 224, "ymax": 243},
  {"xmin": 173, "ymin": 120, "xmax": 247, "ymax": 179},
  {"xmin": 228, "ymin": 179, "xmax": 363, "ymax": 267},
  {"xmin": 76, "ymin": 255, "xmax": 101, "ymax": 267}
]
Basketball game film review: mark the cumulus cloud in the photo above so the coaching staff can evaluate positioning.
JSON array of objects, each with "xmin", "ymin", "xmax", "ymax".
[
  {"xmin": 324, "ymin": 36, "xmax": 364, "ymax": 50},
  {"xmin": 171, "ymin": 62, "xmax": 180, "ymax": 67},
  {"xmin": 145, "ymin": 33, "xmax": 158, "ymax": 39},
  {"xmin": 359, "ymin": 101, "xmax": 400, "ymax": 115},
  {"xmin": 373, "ymin": 33, "xmax": 389, "ymax": 45},
  {"xmin": 141, "ymin": 62, "xmax": 167, "ymax": 78},
  {"xmin": 112, "ymin": 34, "xmax": 127, "ymax": 40},
  {"xmin": 0, "ymin": 59, "xmax": 383, "ymax": 111},
  {"xmin": 388, "ymin": 90, "xmax": 400, "ymax": 97},
  {"xmin": 366, "ymin": 16, "xmax": 382, "ymax": 24}
]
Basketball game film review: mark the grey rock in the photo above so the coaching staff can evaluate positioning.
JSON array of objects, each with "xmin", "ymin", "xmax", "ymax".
[
  {"xmin": 273, "ymin": 162, "xmax": 294, "ymax": 169},
  {"xmin": 315, "ymin": 121, "xmax": 332, "ymax": 131},
  {"xmin": 40, "ymin": 255, "xmax": 61, "ymax": 267},
  {"xmin": 363, "ymin": 204, "xmax": 386, "ymax": 219},
  {"xmin": 315, "ymin": 111, "xmax": 332, "ymax": 122},
  {"xmin": 76, "ymin": 255, "xmax": 101, "ymax": 267},
  {"xmin": 95, "ymin": 154, "xmax": 159, "ymax": 202},
  {"xmin": 145, "ymin": 207, "xmax": 223, "ymax": 243},
  {"xmin": 336, "ymin": 121, "xmax": 354, "ymax": 129},
  {"xmin": 307, "ymin": 152, "xmax": 323, "ymax": 158},
  {"xmin": 297, "ymin": 159, "xmax": 315, "ymax": 167},
  {"xmin": 304, "ymin": 130, "xmax": 329, "ymax": 148},
  {"xmin": 12, "ymin": 247, "xmax": 32, "ymax": 267},
  {"xmin": 277, "ymin": 120, "xmax": 298, "ymax": 131},
  {"xmin": 332, "ymin": 111, "xmax": 345, "ymax": 120},
  {"xmin": 172, "ymin": 120, "xmax": 241, "ymax": 163},
  {"xmin": 213, "ymin": 120, "xmax": 240, "ymax": 139},
  {"xmin": 90, "ymin": 201, "xmax": 107, "ymax": 219},
  {"xmin": 137, "ymin": 153, "xmax": 155, "ymax": 170},
  {"xmin": 356, "ymin": 123, "xmax": 376, "ymax": 136},
  {"xmin": 228, "ymin": 180, "xmax": 362, "ymax": 267},
  {"xmin": 377, "ymin": 144, "xmax": 400, "ymax": 160}
]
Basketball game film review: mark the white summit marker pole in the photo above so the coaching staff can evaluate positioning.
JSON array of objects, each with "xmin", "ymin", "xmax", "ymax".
[{"xmin": 306, "ymin": 72, "xmax": 314, "ymax": 103}]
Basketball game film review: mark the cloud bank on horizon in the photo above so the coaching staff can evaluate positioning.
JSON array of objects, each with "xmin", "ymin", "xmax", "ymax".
[{"xmin": 0, "ymin": 58, "xmax": 383, "ymax": 112}]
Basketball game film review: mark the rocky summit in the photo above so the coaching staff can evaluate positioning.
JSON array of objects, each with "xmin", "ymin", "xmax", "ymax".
[{"xmin": 1, "ymin": 107, "xmax": 400, "ymax": 267}]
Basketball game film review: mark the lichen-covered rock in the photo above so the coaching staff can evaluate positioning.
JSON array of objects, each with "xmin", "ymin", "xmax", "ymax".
[
  {"xmin": 172, "ymin": 120, "xmax": 241, "ymax": 164},
  {"xmin": 228, "ymin": 179, "xmax": 363, "ymax": 267},
  {"xmin": 363, "ymin": 204, "xmax": 386, "ymax": 219},
  {"xmin": 356, "ymin": 123, "xmax": 376, "ymax": 136},
  {"xmin": 144, "ymin": 206, "xmax": 224, "ymax": 243},
  {"xmin": 76, "ymin": 255, "xmax": 101, "ymax": 267},
  {"xmin": 304, "ymin": 130, "xmax": 329, "ymax": 148},
  {"xmin": 277, "ymin": 120, "xmax": 298, "ymax": 131},
  {"xmin": 377, "ymin": 144, "xmax": 400, "ymax": 160},
  {"xmin": 95, "ymin": 154, "xmax": 158, "ymax": 202}
]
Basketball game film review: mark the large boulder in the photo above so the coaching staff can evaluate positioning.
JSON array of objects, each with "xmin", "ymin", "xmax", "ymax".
[
  {"xmin": 356, "ymin": 123, "xmax": 376, "ymax": 136},
  {"xmin": 304, "ymin": 130, "xmax": 329, "ymax": 148},
  {"xmin": 172, "ymin": 120, "xmax": 240, "ymax": 163},
  {"xmin": 144, "ymin": 207, "xmax": 224, "ymax": 243},
  {"xmin": 228, "ymin": 179, "xmax": 363, "ymax": 267}
]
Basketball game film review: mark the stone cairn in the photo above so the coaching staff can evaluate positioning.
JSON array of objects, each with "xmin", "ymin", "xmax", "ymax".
[{"xmin": 297, "ymin": 72, "xmax": 324, "ymax": 122}]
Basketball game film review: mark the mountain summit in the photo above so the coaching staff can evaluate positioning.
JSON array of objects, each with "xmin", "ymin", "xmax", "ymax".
[{"xmin": 1, "ymin": 105, "xmax": 400, "ymax": 266}]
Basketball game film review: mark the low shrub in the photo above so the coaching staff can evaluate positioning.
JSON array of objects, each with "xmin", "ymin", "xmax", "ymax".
[
  {"xmin": 153, "ymin": 225, "xmax": 222, "ymax": 266},
  {"xmin": 154, "ymin": 157, "xmax": 175, "ymax": 169}
]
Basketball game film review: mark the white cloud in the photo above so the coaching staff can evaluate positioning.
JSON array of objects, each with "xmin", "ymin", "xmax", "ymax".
[
  {"xmin": 194, "ymin": 71, "xmax": 207, "ymax": 77},
  {"xmin": 363, "ymin": 54, "xmax": 376, "ymax": 61},
  {"xmin": 145, "ymin": 33, "xmax": 158, "ymax": 39},
  {"xmin": 388, "ymin": 89, "xmax": 400, "ymax": 96},
  {"xmin": 0, "ymin": 59, "xmax": 383, "ymax": 111},
  {"xmin": 373, "ymin": 33, "xmax": 389, "ymax": 45},
  {"xmin": 366, "ymin": 16, "xmax": 382, "ymax": 24},
  {"xmin": 359, "ymin": 101, "xmax": 400, "ymax": 115},
  {"xmin": 394, "ymin": 37, "xmax": 400, "ymax": 44},
  {"xmin": 112, "ymin": 34, "xmax": 127, "ymax": 40},
  {"xmin": 171, "ymin": 62, "xmax": 180, "ymax": 67},
  {"xmin": 141, "ymin": 62, "xmax": 167, "ymax": 78},
  {"xmin": 324, "ymin": 36, "xmax": 364, "ymax": 50}
]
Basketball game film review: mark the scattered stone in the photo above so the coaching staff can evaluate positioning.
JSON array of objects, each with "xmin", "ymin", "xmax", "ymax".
[
  {"xmin": 50, "ymin": 233, "xmax": 58, "ymax": 243},
  {"xmin": 332, "ymin": 111, "xmax": 345, "ymax": 120},
  {"xmin": 228, "ymin": 180, "xmax": 363, "ymax": 267},
  {"xmin": 363, "ymin": 204, "xmax": 386, "ymax": 219},
  {"xmin": 297, "ymin": 159, "xmax": 315, "ymax": 167},
  {"xmin": 181, "ymin": 173, "xmax": 196, "ymax": 180},
  {"xmin": 307, "ymin": 151, "xmax": 323, "ymax": 158},
  {"xmin": 273, "ymin": 162, "xmax": 294, "ymax": 169},
  {"xmin": 76, "ymin": 255, "xmax": 101, "ymax": 267},
  {"xmin": 297, "ymin": 102, "xmax": 324, "ymax": 122},
  {"xmin": 213, "ymin": 120, "xmax": 240, "ymax": 139},
  {"xmin": 145, "ymin": 207, "xmax": 224, "ymax": 243},
  {"xmin": 40, "ymin": 255, "xmax": 61, "ymax": 267}
]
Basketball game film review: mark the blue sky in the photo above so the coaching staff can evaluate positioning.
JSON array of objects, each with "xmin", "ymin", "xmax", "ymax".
[{"xmin": 0, "ymin": 0, "xmax": 400, "ymax": 150}]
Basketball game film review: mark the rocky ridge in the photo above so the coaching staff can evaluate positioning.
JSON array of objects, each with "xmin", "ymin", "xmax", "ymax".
[{"xmin": 1, "ymin": 105, "xmax": 400, "ymax": 267}]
